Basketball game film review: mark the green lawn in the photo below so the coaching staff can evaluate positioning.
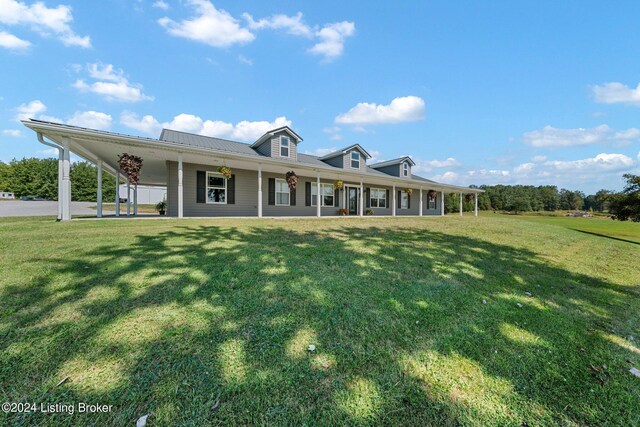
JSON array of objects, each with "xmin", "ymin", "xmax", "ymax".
[{"xmin": 0, "ymin": 216, "xmax": 639, "ymax": 426}]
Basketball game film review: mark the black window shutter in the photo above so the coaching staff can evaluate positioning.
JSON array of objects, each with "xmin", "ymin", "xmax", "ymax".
[
  {"xmin": 334, "ymin": 189, "xmax": 339, "ymax": 207},
  {"xmin": 398, "ymin": 191, "xmax": 401, "ymax": 209},
  {"xmin": 408, "ymin": 193, "xmax": 411, "ymax": 209},
  {"xmin": 366, "ymin": 188, "xmax": 370, "ymax": 208},
  {"xmin": 196, "ymin": 171, "xmax": 206, "ymax": 203},
  {"xmin": 305, "ymin": 181, "xmax": 311, "ymax": 206},
  {"xmin": 386, "ymin": 189, "xmax": 390, "ymax": 208},
  {"xmin": 268, "ymin": 178, "xmax": 275, "ymax": 205},
  {"xmin": 227, "ymin": 174, "xmax": 235, "ymax": 204},
  {"xmin": 291, "ymin": 187, "xmax": 296, "ymax": 206}
]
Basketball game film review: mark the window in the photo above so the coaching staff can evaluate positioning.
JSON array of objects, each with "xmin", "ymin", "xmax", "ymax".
[
  {"xmin": 311, "ymin": 183, "xmax": 334, "ymax": 206},
  {"xmin": 350, "ymin": 151, "xmax": 360, "ymax": 168},
  {"xmin": 370, "ymin": 188, "xmax": 386, "ymax": 208},
  {"xmin": 400, "ymin": 191, "xmax": 409, "ymax": 209},
  {"xmin": 402, "ymin": 162, "xmax": 409, "ymax": 177},
  {"xmin": 206, "ymin": 172, "xmax": 226, "ymax": 204},
  {"xmin": 428, "ymin": 192, "xmax": 436, "ymax": 210},
  {"xmin": 275, "ymin": 179, "xmax": 290, "ymax": 206},
  {"xmin": 280, "ymin": 136, "xmax": 290, "ymax": 157}
]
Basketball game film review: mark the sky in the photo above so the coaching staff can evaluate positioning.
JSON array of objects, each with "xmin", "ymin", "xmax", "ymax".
[{"xmin": 0, "ymin": 0, "xmax": 639, "ymax": 194}]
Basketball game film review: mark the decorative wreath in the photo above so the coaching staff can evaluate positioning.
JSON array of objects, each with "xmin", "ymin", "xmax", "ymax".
[
  {"xmin": 405, "ymin": 188, "xmax": 413, "ymax": 195},
  {"xmin": 334, "ymin": 180, "xmax": 344, "ymax": 190},
  {"xmin": 285, "ymin": 171, "xmax": 298, "ymax": 191},
  {"xmin": 217, "ymin": 166, "xmax": 232, "ymax": 179},
  {"xmin": 118, "ymin": 153, "xmax": 143, "ymax": 185}
]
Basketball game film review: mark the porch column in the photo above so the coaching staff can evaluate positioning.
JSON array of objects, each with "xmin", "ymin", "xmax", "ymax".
[
  {"xmin": 392, "ymin": 185, "xmax": 396, "ymax": 216},
  {"xmin": 257, "ymin": 165, "xmax": 263, "ymax": 218},
  {"xmin": 61, "ymin": 138, "xmax": 71, "ymax": 221},
  {"xmin": 126, "ymin": 181, "xmax": 131, "ymax": 216},
  {"xmin": 56, "ymin": 150, "xmax": 63, "ymax": 221},
  {"xmin": 115, "ymin": 169, "xmax": 120, "ymax": 217},
  {"xmin": 178, "ymin": 155, "xmax": 184, "ymax": 218},
  {"xmin": 440, "ymin": 191, "xmax": 445, "ymax": 216},
  {"xmin": 474, "ymin": 193, "xmax": 478, "ymax": 217},
  {"xmin": 96, "ymin": 160, "xmax": 102, "ymax": 218},
  {"xmin": 459, "ymin": 192, "xmax": 463, "ymax": 217},
  {"xmin": 134, "ymin": 185, "xmax": 138, "ymax": 216},
  {"xmin": 419, "ymin": 188, "xmax": 423, "ymax": 216},
  {"xmin": 359, "ymin": 181, "xmax": 363, "ymax": 216},
  {"xmin": 316, "ymin": 175, "xmax": 321, "ymax": 217}
]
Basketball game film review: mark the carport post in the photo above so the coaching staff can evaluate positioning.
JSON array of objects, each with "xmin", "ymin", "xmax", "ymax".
[
  {"xmin": 96, "ymin": 160, "xmax": 102, "ymax": 218},
  {"xmin": 61, "ymin": 138, "xmax": 71, "ymax": 221},
  {"xmin": 115, "ymin": 170, "xmax": 120, "ymax": 217},
  {"xmin": 56, "ymin": 150, "xmax": 63, "ymax": 221},
  {"xmin": 178, "ymin": 155, "xmax": 184, "ymax": 218},
  {"xmin": 126, "ymin": 181, "xmax": 131, "ymax": 216},
  {"xmin": 474, "ymin": 193, "xmax": 478, "ymax": 217},
  {"xmin": 134, "ymin": 185, "xmax": 138, "ymax": 216},
  {"xmin": 459, "ymin": 192, "xmax": 463, "ymax": 217}
]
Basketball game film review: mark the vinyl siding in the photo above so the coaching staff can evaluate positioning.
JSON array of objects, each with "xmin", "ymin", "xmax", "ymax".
[
  {"xmin": 323, "ymin": 155, "xmax": 343, "ymax": 168},
  {"xmin": 271, "ymin": 130, "xmax": 298, "ymax": 161},
  {"xmin": 374, "ymin": 164, "xmax": 400, "ymax": 177},
  {"xmin": 396, "ymin": 187, "xmax": 420, "ymax": 216},
  {"xmin": 365, "ymin": 184, "xmax": 393, "ymax": 216},
  {"xmin": 343, "ymin": 149, "xmax": 367, "ymax": 172},
  {"xmin": 262, "ymin": 173, "xmax": 339, "ymax": 216}
]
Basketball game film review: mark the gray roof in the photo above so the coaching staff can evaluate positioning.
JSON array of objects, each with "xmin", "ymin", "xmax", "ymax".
[
  {"xmin": 318, "ymin": 143, "xmax": 372, "ymax": 160},
  {"xmin": 370, "ymin": 156, "xmax": 416, "ymax": 168}
]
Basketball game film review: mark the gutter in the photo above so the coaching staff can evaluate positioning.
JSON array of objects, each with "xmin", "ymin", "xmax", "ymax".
[{"xmin": 37, "ymin": 132, "xmax": 63, "ymax": 221}]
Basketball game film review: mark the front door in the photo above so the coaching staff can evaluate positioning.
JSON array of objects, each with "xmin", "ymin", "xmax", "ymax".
[{"xmin": 348, "ymin": 187, "xmax": 358, "ymax": 215}]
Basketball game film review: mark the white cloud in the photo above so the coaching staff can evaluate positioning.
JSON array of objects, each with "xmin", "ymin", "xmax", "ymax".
[
  {"xmin": 522, "ymin": 124, "xmax": 640, "ymax": 148},
  {"xmin": 152, "ymin": 0, "xmax": 169, "ymax": 10},
  {"xmin": 0, "ymin": 30, "xmax": 30, "ymax": 50},
  {"xmin": 322, "ymin": 126, "xmax": 343, "ymax": 141},
  {"xmin": 543, "ymin": 153, "xmax": 634, "ymax": 172},
  {"xmin": 121, "ymin": 111, "xmax": 291, "ymax": 142},
  {"xmin": 2, "ymin": 129, "xmax": 21, "ymax": 137},
  {"xmin": 304, "ymin": 147, "xmax": 337, "ymax": 157},
  {"xmin": 73, "ymin": 63, "xmax": 153, "ymax": 102},
  {"xmin": 335, "ymin": 96, "xmax": 425, "ymax": 126},
  {"xmin": 593, "ymin": 82, "xmax": 640, "ymax": 105},
  {"xmin": 613, "ymin": 128, "xmax": 640, "ymax": 140},
  {"xmin": 66, "ymin": 111, "xmax": 112, "ymax": 130},
  {"xmin": 0, "ymin": 0, "xmax": 91, "ymax": 48},
  {"xmin": 15, "ymin": 99, "xmax": 46, "ymax": 121},
  {"xmin": 244, "ymin": 12, "xmax": 312, "ymax": 37},
  {"xmin": 158, "ymin": 0, "xmax": 254, "ymax": 48},
  {"xmin": 309, "ymin": 21, "xmax": 355, "ymax": 61},
  {"xmin": 531, "ymin": 155, "xmax": 547, "ymax": 162},
  {"xmin": 413, "ymin": 157, "xmax": 461, "ymax": 173}
]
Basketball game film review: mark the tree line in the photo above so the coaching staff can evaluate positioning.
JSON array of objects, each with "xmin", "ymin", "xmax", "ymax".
[{"xmin": 0, "ymin": 158, "xmax": 117, "ymax": 202}]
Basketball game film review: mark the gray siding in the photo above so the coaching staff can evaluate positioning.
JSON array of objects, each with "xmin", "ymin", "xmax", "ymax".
[
  {"xmin": 396, "ymin": 186, "xmax": 420, "ymax": 216},
  {"xmin": 423, "ymin": 189, "xmax": 442, "ymax": 216},
  {"xmin": 323, "ymin": 155, "xmax": 343, "ymax": 168},
  {"xmin": 343, "ymin": 149, "xmax": 367, "ymax": 172},
  {"xmin": 375, "ymin": 164, "xmax": 400, "ymax": 177},
  {"xmin": 262, "ymin": 173, "xmax": 340, "ymax": 217},
  {"xmin": 364, "ymin": 184, "xmax": 392, "ymax": 216},
  {"xmin": 255, "ymin": 142, "xmax": 271, "ymax": 157},
  {"xmin": 270, "ymin": 130, "xmax": 298, "ymax": 162}
]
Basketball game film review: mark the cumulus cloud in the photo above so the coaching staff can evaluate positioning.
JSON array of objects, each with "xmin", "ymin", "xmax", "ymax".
[
  {"xmin": 413, "ymin": 157, "xmax": 461, "ymax": 173},
  {"xmin": 120, "ymin": 111, "xmax": 291, "ymax": 142},
  {"xmin": 522, "ymin": 124, "xmax": 640, "ymax": 148},
  {"xmin": 593, "ymin": 82, "xmax": 640, "ymax": 105},
  {"xmin": 308, "ymin": 21, "xmax": 355, "ymax": 61},
  {"xmin": 335, "ymin": 96, "xmax": 425, "ymax": 126},
  {"xmin": 244, "ymin": 12, "xmax": 312, "ymax": 37},
  {"xmin": 15, "ymin": 99, "xmax": 47, "ymax": 121},
  {"xmin": 2, "ymin": 129, "xmax": 21, "ymax": 137},
  {"xmin": 0, "ymin": 0, "xmax": 91, "ymax": 48},
  {"xmin": 152, "ymin": 0, "xmax": 169, "ymax": 10},
  {"xmin": 66, "ymin": 111, "xmax": 112, "ymax": 130},
  {"xmin": 158, "ymin": 0, "xmax": 254, "ymax": 48},
  {"xmin": 0, "ymin": 30, "xmax": 30, "ymax": 50},
  {"xmin": 531, "ymin": 155, "xmax": 547, "ymax": 162},
  {"xmin": 73, "ymin": 63, "xmax": 153, "ymax": 102},
  {"xmin": 304, "ymin": 147, "xmax": 338, "ymax": 157}
]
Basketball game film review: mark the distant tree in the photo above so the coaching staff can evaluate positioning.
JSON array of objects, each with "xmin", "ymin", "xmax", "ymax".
[
  {"xmin": 511, "ymin": 197, "xmax": 531, "ymax": 214},
  {"xmin": 559, "ymin": 189, "xmax": 584, "ymax": 210},
  {"xmin": 0, "ymin": 162, "xmax": 11, "ymax": 192},
  {"xmin": 538, "ymin": 185, "xmax": 559, "ymax": 211},
  {"xmin": 609, "ymin": 174, "xmax": 640, "ymax": 222},
  {"xmin": 594, "ymin": 189, "xmax": 611, "ymax": 212}
]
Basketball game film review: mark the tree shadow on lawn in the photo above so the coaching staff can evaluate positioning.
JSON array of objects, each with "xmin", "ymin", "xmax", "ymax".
[{"xmin": 1, "ymin": 224, "xmax": 639, "ymax": 426}]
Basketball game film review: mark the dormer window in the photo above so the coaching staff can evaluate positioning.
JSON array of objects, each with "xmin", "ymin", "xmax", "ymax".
[
  {"xmin": 402, "ymin": 162, "xmax": 409, "ymax": 177},
  {"xmin": 280, "ymin": 136, "xmax": 290, "ymax": 157},
  {"xmin": 351, "ymin": 151, "xmax": 360, "ymax": 168}
]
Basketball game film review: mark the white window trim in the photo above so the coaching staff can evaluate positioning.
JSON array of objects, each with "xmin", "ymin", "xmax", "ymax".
[
  {"xmin": 280, "ymin": 136, "xmax": 290, "ymax": 158},
  {"xmin": 350, "ymin": 151, "xmax": 360, "ymax": 169},
  {"xmin": 369, "ymin": 187, "xmax": 387, "ymax": 208},
  {"xmin": 402, "ymin": 162, "xmax": 409, "ymax": 177},
  {"xmin": 400, "ymin": 190, "xmax": 409, "ymax": 209},
  {"xmin": 275, "ymin": 178, "xmax": 290, "ymax": 206},
  {"xmin": 206, "ymin": 171, "xmax": 227, "ymax": 205},
  {"xmin": 428, "ymin": 192, "xmax": 436, "ymax": 210},
  {"xmin": 311, "ymin": 183, "xmax": 334, "ymax": 207}
]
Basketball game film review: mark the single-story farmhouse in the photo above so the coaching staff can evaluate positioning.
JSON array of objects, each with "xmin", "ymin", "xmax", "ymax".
[{"xmin": 22, "ymin": 119, "xmax": 482, "ymax": 220}]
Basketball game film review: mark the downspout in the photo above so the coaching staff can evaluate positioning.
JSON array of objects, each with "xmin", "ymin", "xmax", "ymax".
[{"xmin": 37, "ymin": 132, "xmax": 63, "ymax": 221}]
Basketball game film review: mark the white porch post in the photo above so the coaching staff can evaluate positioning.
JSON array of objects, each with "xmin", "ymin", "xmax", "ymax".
[
  {"xmin": 359, "ymin": 181, "xmax": 363, "ymax": 216},
  {"xmin": 178, "ymin": 155, "xmax": 184, "ymax": 218},
  {"xmin": 61, "ymin": 138, "xmax": 71, "ymax": 221},
  {"xmin": 392, "ymin": 185, "xmax": 396, "ymax": 216},
  {"xmin": 115, "ymin": 170, "xmax": 120, "ymax": 217},
  {"xmin": 440, "ymin": 191, "xmax": 445, "ymax": 216},
  {"xmin": 474, "ymin": 193, "xmax": 478, "ymax": 217},
  {"xmin": 126, "ymin": 181, "xmax": 131, "ymax": 216},
  {"xmin": 56, "ymin": 150, "xmax": 63, "ymax": 221},
  {"xmin": 257, "ymin": 165, "xmax": 263, "ymax": 218},
  {"xmin": 96, "ymin": 160, "xmax": 103, "ymax": 218},
  {"xmin": 459, "ymin": 192, "xmax": 463, "ymax": 217},
  {"xmin": 316, "ymin": 175, "xmax": 321, "ymax": 217},
  {"xmin": 419, "ymin": 188, "xmax": 423, "ymax": 216},
  {"xmin": 134, "ymin": 184, "xmax": 138, "ymax": 216}
]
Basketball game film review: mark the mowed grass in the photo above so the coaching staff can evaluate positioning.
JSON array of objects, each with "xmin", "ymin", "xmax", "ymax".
[{"xmin": 0, "ymin": 216, "xmax": 639, "ymax": 426}]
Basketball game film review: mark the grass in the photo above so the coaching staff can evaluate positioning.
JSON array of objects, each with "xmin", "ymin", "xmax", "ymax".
[{"xmin": 0, "ymin": 216, "xmax": 639, "ymax": 426}]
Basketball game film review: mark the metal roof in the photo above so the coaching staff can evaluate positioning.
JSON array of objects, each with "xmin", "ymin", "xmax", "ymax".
[
  {"xmin": 370, "ymin": 156, "xmax": 416, "ymax": 168},
  {"xmin": 318, "ymin": 144, "xmax": 372, "ymax": 160}
]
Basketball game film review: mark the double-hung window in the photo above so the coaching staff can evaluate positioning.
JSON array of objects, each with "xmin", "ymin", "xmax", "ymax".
[
  {"xmin": 400, "ymin": 191, "xmax": 409, "ymax": 209},
  {"xmin": 280, "ymin": 136, "xmax": 290, "ymax": 157},
  {"xmin": 311, "ymin": 183, "xmax": 334, "ymax": 206},
  {"xmin": 402, "ymin": 162, "xmax": 409, "ymax": 177},
  {"xmin": 428, "ymin": 193, "xmax": 436, "ymax": 210},
  {"xmin": 350, "ymin": 151, "xmax": 360, "ymax": 169},
  {"xmin": 207, "ymin": 172, "xmax": 227, "ymax": 204},
  {"xmin": 275, "ymin": 179, "xmax": 290, "ymax": 206},
  {"xmin": 370, "ymin": 188, "xmax": 386, "ymax": 208}
]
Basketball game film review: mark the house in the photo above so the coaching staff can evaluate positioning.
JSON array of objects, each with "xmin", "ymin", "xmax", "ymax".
[{"xmin": 21, "ymin": 119, "xmax": 482, "ymax": 221}]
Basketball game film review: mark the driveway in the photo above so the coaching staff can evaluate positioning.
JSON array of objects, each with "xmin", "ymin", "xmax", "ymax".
[{"xmin": 0, "ymin": 201, "xmax": 98, "ymax": 217}]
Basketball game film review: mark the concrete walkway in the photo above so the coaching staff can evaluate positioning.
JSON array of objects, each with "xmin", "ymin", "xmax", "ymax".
[{"xmin": 0, "ymin": 201, "xmax": 97, "ymax": 217}]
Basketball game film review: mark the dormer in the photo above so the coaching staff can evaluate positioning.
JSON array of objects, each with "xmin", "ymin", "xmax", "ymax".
[
  {"xmin": 369, "ymin": 156, "xmax": 416, "ymax": 178},
  {"xmin": 251, "ymin": 126, "xmax": 303, "ymax": 161},
  {"xmin": 318, "ymin": 144, "xmax": 372, "ymax": 171}
]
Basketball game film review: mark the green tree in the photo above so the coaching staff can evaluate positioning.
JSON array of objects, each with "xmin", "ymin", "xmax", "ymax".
[
  {"xmin": 0, "ymin": 162, "xmax": 11, "ymax": 192},
  {"xmin": 609, "ymin": 174, "xmax": 640, "ymax": 222},
  {"xmin": 511, "ymin": 197, "xmax": 531, "ymax": 214}
]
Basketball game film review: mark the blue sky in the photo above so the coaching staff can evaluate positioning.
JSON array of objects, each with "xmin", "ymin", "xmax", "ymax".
[{"xmin": 1, "ymin": 0, "xmax": 639, "ymax": 193}]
